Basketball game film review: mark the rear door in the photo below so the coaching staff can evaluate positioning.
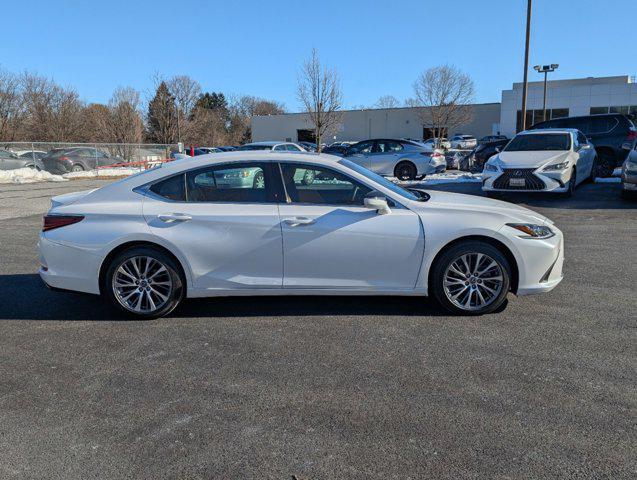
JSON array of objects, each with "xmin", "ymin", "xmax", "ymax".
[
  {"xmin": 345, "ymin": 141, "xmax": 373, "ymax": 169},
  {"xmin": 142, "ymin": 161, "xmax": 284, "ymax": 291},
  {"xmin": 277, "ymin": 162, "xmax": 424, "ymax": 290},
  {"xmin": 371, "ymin": 140, "xmax": 405, "ymax": 176}
]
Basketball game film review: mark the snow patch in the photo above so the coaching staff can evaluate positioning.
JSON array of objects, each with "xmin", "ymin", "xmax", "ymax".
[
  {"xmin": 395, "ymin": 171, "xmax": 483, "ymax": 186},
  {"xmin": 63, "ymin": 167, "xmax": 143, "ymax": 179},
  {"xmin": 0, "ymin": 168, "xmax": 67, "ymax": 184}
]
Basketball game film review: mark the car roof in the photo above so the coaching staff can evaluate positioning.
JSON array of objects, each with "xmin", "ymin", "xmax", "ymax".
[{"xmin": 518, "ymin": 128, "xmax": 578, "ymax": 135}]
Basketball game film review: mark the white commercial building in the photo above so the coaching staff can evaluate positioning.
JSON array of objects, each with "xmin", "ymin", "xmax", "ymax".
[
  {"xmin": 251, "ymin": 75, "xmax": 637, "ymax": 145},
  {"xmin": 500, "ymin": 75, "xmax": 637, "ymax": 137},
  {"xmin": 251, "ymin": 103, "xmax": 501, "ymax": 144}
]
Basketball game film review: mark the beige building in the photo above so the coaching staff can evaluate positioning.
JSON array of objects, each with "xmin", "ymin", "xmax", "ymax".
[{"xmin": 251, "ymin": 103, "xmax": 502, "ymax": 144}]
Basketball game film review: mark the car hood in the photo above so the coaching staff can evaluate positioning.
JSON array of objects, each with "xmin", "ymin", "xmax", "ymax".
[
  {"xmin": 492, "ymin": 151, "xmax": 570, "ymax": 168},
  {"xmin": 413, "ymin": 190, "xmax": 551, "ymax": 225}
]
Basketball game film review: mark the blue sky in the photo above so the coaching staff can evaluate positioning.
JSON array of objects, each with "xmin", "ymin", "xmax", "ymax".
[{"xmin": 1, "ymin": 0, "xmax": 634, "ymax": 111}]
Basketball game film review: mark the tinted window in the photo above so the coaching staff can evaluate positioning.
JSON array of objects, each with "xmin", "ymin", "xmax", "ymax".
[
  {"xmin": 577, "ymin": 131, "xmax": 588, "ymax": 146},
  {"xmin": 505, "ymin": 134, "xmax": 571, "ymax": 151},
  {"xmin": 238, "ymin": 144, "xmax": 272, "ymax": 151},
  {"xmin": 150, "ymin": 174, "xmax": 186, "ymax": 201},
  {"xmin": 280, "ymin": 163, "xmax": 372, "ymax": 206},
  {"xmin": 339, "ymin": 159, "xmax": 420, "ymax": 202},
  {"xmin": 286, "ymin": 144, "xmax": 302, "ymax": 151},
  {"xmin": 588, "ymin": 116, "xmax": 618, "ymax": 134},
  {"xmin": 0, "ymin": 150, "xmax": 17, "ymax": 159},
  {"xmin": 376, "ymin": 140, "xmax": 403, "ymax": 153},
  {"xmin": 348, "ymin": 141, "xmax": 373, "ymax": 154},
  {"xmin": 185, "ymin": 163, "xmax": 270, "ymax": 203}
]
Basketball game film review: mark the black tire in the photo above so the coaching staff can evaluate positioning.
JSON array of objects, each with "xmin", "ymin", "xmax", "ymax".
[
  {"xmin": 103, "ymin": 246, "xmax": 185, "ymax": 319},
  {"xmin": 394, "ymin": 161, "xmax": 417, "ymax": 181},
  {"xmin": 71, "ymin": 164, "xmax": 84, "ymax": 172},
  {"xmin": 561, "ymin": 168, "xmax": 576, "ymax": 197},
  {"xmin": 431, "ymin": 241, "xmax": 511, "ymax": 315},
  {"xmin": 587, "ymin": 156, "xmax": 598, "ymax": 183},
  {"xmin": 595, "ymin": 151, "xmax": 615, "ymax": 178}
]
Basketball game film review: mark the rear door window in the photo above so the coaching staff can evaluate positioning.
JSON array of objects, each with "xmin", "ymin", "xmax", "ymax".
[{"xmin": 185, "ymin": 162, "xmax": 275, "ymax": 203}]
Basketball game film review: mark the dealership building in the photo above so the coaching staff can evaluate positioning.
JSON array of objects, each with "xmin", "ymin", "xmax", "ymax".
[{"xmin": 251, "ymin": 75, "xmax": 637, "ymax": 143}]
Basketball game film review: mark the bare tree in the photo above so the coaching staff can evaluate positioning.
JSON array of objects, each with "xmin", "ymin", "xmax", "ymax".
[
  {"xmin": 105, "ymin": 87, "xmax": 144, "ymax": 158},
  {"xmin": 0, "ymin": 68, "xmax": 22, "ymax": 141},
  {"xmin": 296, "ymin": 49, "xmax": 343, "ymax": 152},
  {"xmin": 226, "ymin": 94, "xmax": 285, "ymax": 144},
  {"xmin": 20, "ymin": 73, "xmax": 84, "ymax": 142},
  {"xmin": 411, "ymin": 65, "xmax": 475, "ymax": 145},
  {"xmin": 375, "ymin": 95, "xmax": 400, "ymax": 109}
]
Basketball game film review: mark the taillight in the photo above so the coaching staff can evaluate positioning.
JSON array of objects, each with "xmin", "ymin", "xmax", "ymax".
[
  {"xmin": 43, "ymin": 215, "xmax": 84, "ymax": 232},
  {"xmin": 58, "ymin": 155, "xmax": 71, "ymax": 162},
  {"xmin": 626, "ymin": 129, "xmax": 637, "ymax": 141}
]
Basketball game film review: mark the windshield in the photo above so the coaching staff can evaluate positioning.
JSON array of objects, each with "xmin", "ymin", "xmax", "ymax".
[
  {"xmin": 505, "ymin": 133, "xmax": 571, "ymax": 151},
  {"xmin": 339, "ymin": 159, "xmax": 420, "ymax": 201},
  {"xmin": 237, "ymin": 144, "xmax": 273, "ymax": 151}
]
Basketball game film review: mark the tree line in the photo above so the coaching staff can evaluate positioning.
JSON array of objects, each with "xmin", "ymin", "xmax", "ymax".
[{"xmin": 0, "ymin": 69, "xmax": 285, "ymax": 146}]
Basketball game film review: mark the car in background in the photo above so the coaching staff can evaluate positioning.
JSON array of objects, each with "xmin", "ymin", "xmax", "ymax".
[
  {"xmin": 479, "ymin": 135, "xmax": 508, "ymax": 144},
  {"xmin": 0, "ymin": 149, "xmax": 43, "ymax": 170},
  {"xmin": 482, "ymin": 129, "xmax": 597, "ymax": 197},
  {"xmin": 40, "ymin": 147, "xmax": 120, "ymax": 174},
  {"xmin": 530, "ymin": 113, "xmax": 636, "ymax": 177},
  {"xmin": 14, "ymin": 150, "xmax": 48, "ymax": 161},
  {"xmin": 460, "ymin": 139, "xmax": 510, "ymax": 173},
  {"xmin": 343, "ymin": 138, "xmax": 446, "ymax": 180},
  {"xmin": 237, "ymin": 141, "xmax": 307, "ymax": 152},
  {"xmin": 216, "ymin": 146, "xmax": 237, "ymax": 152},
  {"xmin": 322, "ymin": 144, "xmax": 351, "ymax": 155},
  {"xmin": 298, "ymin": 141, "xmax": 317, "ymax": 152},
  {"xmin": 620, "ymin": 139, "xmax": 637, "ymax": 198},
  {"xmin": 183, "ymin": 147, "xmax": 222, "ymax": 156},
  {"xmin": 39, "ymin": 151, "xmax": 564, "ymax": 318},
  {"xmin": 421, "ymin": 138, "xmax": 451, "ymax": 150},
  {"xmin": 450, "ymin": 135, "xmax": 477, "ymax": 150}
]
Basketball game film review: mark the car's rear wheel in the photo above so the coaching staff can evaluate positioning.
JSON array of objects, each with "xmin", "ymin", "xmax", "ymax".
[
  {"xmin": 595, "ymin": 151, "xmax": 615, "ymax": 178},
  {"xmin": 253, "ymin": 171, "xmax": 265, "ymax": 188},
  {"xmin": 71, "ymin": 164, "xmax": 84, "ymax": 172},
  {"xmin": 104, "ymin": 247, "xmax": 184, "ymax": 319},
  {"xmin": 394, "ymin": 161, "xmax": 417, "ymax": 181},
  {"xmin": 432, "ymin": 241, "xmax": 511, "ymax": 315}
]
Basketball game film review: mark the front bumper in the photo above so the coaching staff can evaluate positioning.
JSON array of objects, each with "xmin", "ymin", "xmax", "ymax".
[
  {"xmin": 482, "ymin": 167, "xmax": 572, "ymax": 193},
  {"xmin": 621, "ymin": 171, "xmax": 637, "ymax": 190},
  {"xmin": 504, "ymin": 225, "xmax": 565, "ymax": 296}
]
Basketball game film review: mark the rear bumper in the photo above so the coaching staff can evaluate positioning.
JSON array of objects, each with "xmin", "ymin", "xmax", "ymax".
[{"xmin": 38, "ymin": 235, "xmax": 101, "ymax": 294}]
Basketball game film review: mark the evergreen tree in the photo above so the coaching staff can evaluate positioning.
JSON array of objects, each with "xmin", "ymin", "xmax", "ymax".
[{"xmin": 146, "ymin": 81, "xmax": 176, "ymax": 143}]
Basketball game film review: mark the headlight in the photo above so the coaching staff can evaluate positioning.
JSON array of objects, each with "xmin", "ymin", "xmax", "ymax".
[
  {"xmin": 543, "ymin": 161, "xmax": 570, "ymax": 171},
  {"xmin": 506, "ymin": 223, "xmax": 555, "ymax": 239},
  {"xmin": 484, "ymin": 163, "xmax": 499, "ymax": 172}
]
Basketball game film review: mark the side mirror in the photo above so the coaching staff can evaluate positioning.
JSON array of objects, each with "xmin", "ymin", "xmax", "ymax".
[
  {"xmin": 579, "ymin": 144, "xmax": 590, "ymax": 150},
  {"xmin": 364, "ymin": 195, "xmax": 391, "ymax": 215}
]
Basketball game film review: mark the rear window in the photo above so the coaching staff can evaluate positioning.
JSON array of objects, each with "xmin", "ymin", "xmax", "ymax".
[{"xmin": 505, "ymin": 133, "xmax": 571, "ymax": 151}]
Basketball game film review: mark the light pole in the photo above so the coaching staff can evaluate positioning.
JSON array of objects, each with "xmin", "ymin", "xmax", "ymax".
[
  {"xmin": 534, "ymin": 64, "xmax": 559, "ymax": 122},
  {"xmin": 520, "ymin": 0, "xmax": 533, "ymax": 131}
]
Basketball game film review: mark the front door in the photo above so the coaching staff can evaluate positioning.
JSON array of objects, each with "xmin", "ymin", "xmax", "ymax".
[
  {"xmin": 142, "ymin": 161, "xmax": 284, "ymax": 291},
  {"xmin": 277, "ymin": 162, "xmax": 424, "ymax": 290},
  {"xmin": 344, "ymin": 140, "xmax": 373, "ymax": 170}
]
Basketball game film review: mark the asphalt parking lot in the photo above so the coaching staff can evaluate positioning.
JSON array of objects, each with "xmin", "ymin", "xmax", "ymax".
[{"xmin": 0, "ymin": 178, "xmax": 635, "ymax": 479}]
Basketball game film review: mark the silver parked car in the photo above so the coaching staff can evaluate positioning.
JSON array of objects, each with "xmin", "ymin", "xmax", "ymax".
[
  {"xmin": 237, "ymin": 141, "xmax": 306, "ymax": 152},
  {"xmin": 620, "ymin": 139, "xmax": 637, "ymax": 198},
  {"xmin": 450, "ymin": 135, "xmax": 478, "ymax": 150},
  {"xmin": 0, "ymin": 149, "xmax": 43, "ymax": 170},
  {"xmin": 343, "ymin": 138, "xmax": 446, "ymax": 180}
]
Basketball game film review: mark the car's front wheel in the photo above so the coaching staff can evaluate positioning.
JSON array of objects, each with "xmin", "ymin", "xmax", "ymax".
[
  {"xmin": 104, "ymin": 247, "xmax": 185, "ymax": 319},
  {"xmin": 71, "ymin": 164, "xmax": 84, "ymax": 172},
  {"xmin": 432, "ymin": 241, "xmax": 511, "ymax": 315}
]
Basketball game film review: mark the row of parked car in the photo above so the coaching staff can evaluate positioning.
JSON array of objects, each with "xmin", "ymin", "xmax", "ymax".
[{"xmin": 0, "ymin": 147, "xmax": 126, "ymax": 173}]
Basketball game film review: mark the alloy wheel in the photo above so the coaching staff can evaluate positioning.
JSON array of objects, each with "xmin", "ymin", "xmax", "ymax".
[
  {"xmin": 112, "ymin": 256, "xmax": 173, "ymax": 314},
  {"xmin": 443, "ymin": 253, "xmax": 504, "ymax": 311}
]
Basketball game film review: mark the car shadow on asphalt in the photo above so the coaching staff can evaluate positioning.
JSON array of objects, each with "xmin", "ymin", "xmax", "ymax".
[
  {"xmin": 0, "ymin": 274, "xmax": 468, "ymax": 320},
  {"xmin": 424, "ymin": 182, "xmax": 637, "ymax": 210}
]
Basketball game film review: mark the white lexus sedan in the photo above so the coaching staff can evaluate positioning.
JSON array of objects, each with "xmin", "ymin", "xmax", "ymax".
[
  {"xmin": 39, "ymin": 152, "xmax": 564, "ymax": 319},
  {"xmin": 482, "ymin": 129, "xmax": 597, "ymax": 196}
]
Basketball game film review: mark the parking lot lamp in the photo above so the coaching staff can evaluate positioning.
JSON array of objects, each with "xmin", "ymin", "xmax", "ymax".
[
  {"xmin": 534, "ymin": 64, "xmax": 559, "ymax": 122},
  {"xmin": 521, "ymin": 0, "xmax": 532, "ymax": 131}
]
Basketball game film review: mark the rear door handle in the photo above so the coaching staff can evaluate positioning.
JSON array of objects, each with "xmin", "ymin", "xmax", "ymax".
[
  {"xmin": 158, "ymin": 213, "xmax": 192, "ymax": 223},
  {"xmin": 283, "ymin": 217, "xmax": 315, "ymax": 227}
]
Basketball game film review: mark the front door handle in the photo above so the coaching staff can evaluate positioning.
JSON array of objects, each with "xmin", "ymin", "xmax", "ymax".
[
  {"xmin": 283, "ymin": 217, "xmax": 315, "ymax": 227},
  {"xmin": 158, "ymin": 213, "xmax": 192, "ymax": 223}
]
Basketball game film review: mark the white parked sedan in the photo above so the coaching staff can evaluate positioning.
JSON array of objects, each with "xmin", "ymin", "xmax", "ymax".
[
  {"xmin": 39, "ymin": 152, "xmax": 564, "ymax": 318},
  {"xmin": 482, "ymin": 129, "xmax": 597, "ymax": 196}
]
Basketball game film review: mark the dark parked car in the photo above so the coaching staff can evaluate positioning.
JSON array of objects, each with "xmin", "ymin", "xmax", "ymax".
[
  {"xmin": 0, "ymin": 149, "xmax": 43, "ymax": 170},
  {"xmin": 41, "ymin": 147, "xmax": 120, "ymax": 174},
  {"xmin": 530, "ymin": 113, "xmax": 636, "ymax": 177},
  {"xmin": 459, "ymin": 139, "xmax": 509, "ymax": 172},
  {"xmin": 479, "ymin": 135, "xmax": 508, "ymax": 144},
  {"xmin": 322, "ymin": 144, "xmax": 350, "ymax": 155}
]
